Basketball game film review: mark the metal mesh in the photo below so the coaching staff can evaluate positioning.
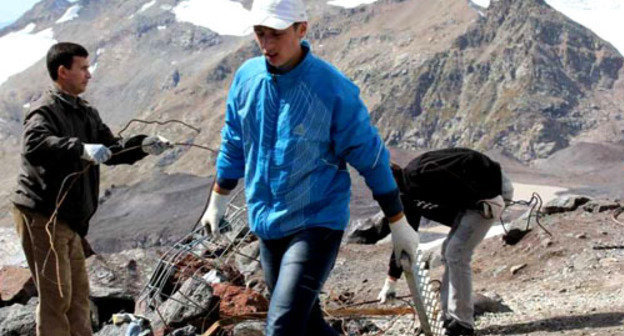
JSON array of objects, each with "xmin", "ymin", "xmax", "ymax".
[
  {"xmin": 401, "ymin": 250, "xmax": 446, "ymax": 336},
  {"xmin": 137, "ymin": 186, "xmax": 251, "ymax": 312}
]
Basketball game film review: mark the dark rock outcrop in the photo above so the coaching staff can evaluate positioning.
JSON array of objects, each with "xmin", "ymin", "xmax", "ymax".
[{"xmin": 542, "ymin": 195, "xmax": 591, "ymax": 214}]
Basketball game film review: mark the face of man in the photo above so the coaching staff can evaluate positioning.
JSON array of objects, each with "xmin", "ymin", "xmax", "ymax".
[
  {"xmin": 254, "ymin": 23, "xmax": 307, "ymax": 70},
  {"xmin": 57, "ymin": 56, "xmax": 91, "ymax": 96}
]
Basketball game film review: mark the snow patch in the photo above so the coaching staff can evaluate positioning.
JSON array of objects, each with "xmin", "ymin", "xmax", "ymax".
[
  {"xmin": 23, "ymin": 103, "xmax": 31, "ymax": 109},
  {"xmin": 470, "ymin": 0, "xmax": 490, "ymax": 8},
  {"xmin": 172, "ymin": 0, "xmax": 252, "ymax": 36},
  {"xmin": 160, "ymin": 4, "xmax": 173, "ymax": 11},
  {"xmin": 0, "ymin": 24, "xmax": 57, "ymax": 86},
  {"xmin": 139, "ymin": 0, "xmax": 157, "ymax": 13},
  {"xmin": 89, "ymin": 63, "xmax": 98, "ymax": 74},
  {"xmin": 327, "ymin": 0, "xmax": 379, "ymax": 9},
  {"xmin": 56, "ymin": 5, "xmax": 81, "ymax": 24},
  {"xmin": 157, "ymin": 25, "xmax": 167, "ymax": 30}
]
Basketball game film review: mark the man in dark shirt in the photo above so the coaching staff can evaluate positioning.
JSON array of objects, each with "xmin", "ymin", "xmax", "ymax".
[
  {"xmin": 11, "ymin": 42, "xmax": 171, "ymax": 336},
  {"xmin": 377, "ymin": 149, "xmax": 513, "ymax": 336}
]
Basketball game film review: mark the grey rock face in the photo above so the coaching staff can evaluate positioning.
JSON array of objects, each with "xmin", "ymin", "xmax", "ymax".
[{"xmin": 372, "ymin": 0, "xmax": 624, "ymax": 161}]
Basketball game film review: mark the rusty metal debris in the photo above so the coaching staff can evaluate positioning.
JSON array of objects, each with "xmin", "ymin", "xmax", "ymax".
[{"xmin": 137, "ymin": 186, "xmax": 251, "ymax": 315}]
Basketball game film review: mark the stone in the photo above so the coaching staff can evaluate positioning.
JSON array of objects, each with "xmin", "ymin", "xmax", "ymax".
[
  {"xmin": 473, "ymin": 292, "xmax": 513, "ymax": 316},
  {"xmin": 235, "ymin": 241, "xmax": 263, "ymax": 289},
  {"xmin": 231, "ymin": 321, "xmax": 265, "ymax": 336},
  {"xmin": 0, "ymin": 297, "xmax": 37, "ymax": 336},
  {"xmin": 159, "ymin": 277, "xmax": 219, "ymax": 328},
  {"xmin": 211, "ymin": 284, "xmax": 268, "ymax": 317},
  {"xmin": 542, "ymin": 195, "xmax": 591, "ymax": 215},
  {"xmin": 342, "ymin": 319, "xmax": 381, "ymax": 334},
  {"xmin": 541, "ymin": 238, "xmax": 554, "ymax": 248},
  {"xmin": 203, "ymin": 269, "xmax": 228, "ymax": 284},
  {"xmin": 511, "ymin": 263, "xmax": 527, "ymax": 275},
  {"xmin": 87, "ymin": 249, "xmax": 161, "ymax": 300},
  {"xmin": 347, "ymin": 212, "xmax": 389, "ymax": 245},
  {"xmin": 0, "ymin": 266, "xmax": 36, "ymax": 305},
  {"xmin": 94, "ymin": 324, "xmax": 129, "ymax": 336},
  {"xmin": 171, "ymin": 325, "xmax": 197, "ymax": 336},
  {"xmin": 582, "ymin": 200, "xmax": 620, "ymax": 213}
]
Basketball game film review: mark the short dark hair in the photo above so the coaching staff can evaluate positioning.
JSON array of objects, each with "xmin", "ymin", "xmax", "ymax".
[{"xmin": 46, "ymin": 42, "xmax": 89, "ymax": 81}]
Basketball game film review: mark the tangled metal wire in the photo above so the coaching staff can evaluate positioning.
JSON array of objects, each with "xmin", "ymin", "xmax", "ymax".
[
  {"xmin": 501, "ymin": 192, "xmax": 553, "ymax": 241},
  {"xmin": 42, "ymin": 119, "xmax": 217, "ymax": 300}
]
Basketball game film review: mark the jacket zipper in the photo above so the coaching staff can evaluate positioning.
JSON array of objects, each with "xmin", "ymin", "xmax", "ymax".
[{"xmin": 266, "ymin": 74, "xmax": 279, "ymax": 238}]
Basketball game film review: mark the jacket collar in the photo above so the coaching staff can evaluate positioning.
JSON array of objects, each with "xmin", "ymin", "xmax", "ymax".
[
  {"xmin": 49, "ymin": 86, "xmax": 88, "ymax": 110},
  {"xmin": 265, "ymin": 40, "xmax": 313, "ymax": 81}
]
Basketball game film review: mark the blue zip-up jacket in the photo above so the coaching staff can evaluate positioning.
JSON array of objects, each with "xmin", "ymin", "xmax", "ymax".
[{"xmin": 217, "ymin": 42, "xmax": 399, "ymax": 240}]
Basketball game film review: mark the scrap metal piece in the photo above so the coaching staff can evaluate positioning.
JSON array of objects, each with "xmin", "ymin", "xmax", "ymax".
[
  {"xmin": 400, "ymin": 250, "xmax": 446, "ymax": 336},
  {"xmin": 137, "ymin": 187, "xmax": 251, "ymax": 315}
]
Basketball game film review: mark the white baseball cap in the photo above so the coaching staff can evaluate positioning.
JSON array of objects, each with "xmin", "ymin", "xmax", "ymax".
[{"xmin": 250, "ymin": 0, "xmax": 308, "ymax": 30}]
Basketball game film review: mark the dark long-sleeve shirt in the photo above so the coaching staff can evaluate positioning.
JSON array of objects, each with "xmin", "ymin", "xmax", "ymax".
[{"xmin": 12, "ymin": 88, "xmax": 148, "ymax": 236}]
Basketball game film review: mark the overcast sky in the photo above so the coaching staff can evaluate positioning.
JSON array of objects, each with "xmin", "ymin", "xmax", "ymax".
[{"xmin": 0, "ymin": 0, "xmax": 40, "ymax": 28}]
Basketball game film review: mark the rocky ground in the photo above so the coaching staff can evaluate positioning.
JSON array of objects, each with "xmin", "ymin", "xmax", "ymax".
[
  {"xmin": 3, "ymin": 190, "xmax": 622, "ymax": 335},
  {"xmin": 321, "ymin": 196, "xmax": 624, "ymax": 335}
]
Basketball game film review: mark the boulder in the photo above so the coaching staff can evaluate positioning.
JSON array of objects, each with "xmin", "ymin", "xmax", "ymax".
[
  {"xmin": 234, "ymin": 241, "xmax": 264, "ymax": 291},
  {"xmin": 87, "ymin": 248, "xmax": 161, "ymax": 300},
  {"xmin": 0, "ymin": 266, "xmax": 36, "ymax": 305},
  {"xmin": 159, "ymin": 277, "xmax": 219, "ymax": 328},
  {"xmin": 211, "ymin": 284, "xmax": 268, "ymax": 317},
  {"xmin": 473, "ymin": 292, "xmax": 513, "ymax": 316},
  {"xmin": 94, "ymin": 324, "xmax": 129, "ymax": 336},
  {"xmin": 231, "ymin": 320, "xmax": 265, "ymax": 336},
  {"xmin": 542, "ymin": 195, "xmax": 591, "ymax": 215},
  {"xmin": 582, "ymin": 199, "xmax": 620, "ymax": 213},
  {"xmin": 0, "ymin": 297, "xmax": 37, "ymax": 336},
  {"xmin": 347, "ymin": 212, "xmax": 389, "ymax": 244}
]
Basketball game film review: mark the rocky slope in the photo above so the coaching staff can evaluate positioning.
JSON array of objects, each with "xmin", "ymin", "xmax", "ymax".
[{"xmin": 370, "ymin": 0, "xmax": 624, "ymax": 161}]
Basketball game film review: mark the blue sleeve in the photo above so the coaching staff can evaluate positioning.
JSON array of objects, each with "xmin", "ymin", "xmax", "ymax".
[
  {"xmin": 332, "ymin": 84, "xmax": 398, "ymax": 197},
  {"xmin": 216, "ymin": 76, "xmax": 245, "ymax": 181}
]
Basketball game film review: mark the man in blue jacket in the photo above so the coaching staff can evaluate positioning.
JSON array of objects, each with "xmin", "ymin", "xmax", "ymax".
[{"xmin": 200, "ymin": 0, "xmax": 419, "ymax": 334}]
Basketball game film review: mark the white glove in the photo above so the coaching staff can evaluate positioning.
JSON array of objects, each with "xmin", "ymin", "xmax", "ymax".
[
  {"xmin": 389, "ymin": 216, "xmax": 420, "ymax": 268},
  {"xmin": 141, "ymin": 135, "xmax": 172, "ymax": 155},
  {"xmin": 479, "ymin": 195, "xmax": 505, "ymax": 219},
  {"xmin": 377, "ymin": 277, "xmax": 397, "ymax": 303},
  {"xmin": 200, "ymin": 190, "xmax": 231, "ymax": 238},
  {"xmin": 81, "ymin": 144, "xmax": 112, "ymax": 164}
]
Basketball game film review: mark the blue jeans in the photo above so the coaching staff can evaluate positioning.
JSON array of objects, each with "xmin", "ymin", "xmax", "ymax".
[{"xmin": 259, "ymin": 227, "xmax": 343, "ymax": 336}]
